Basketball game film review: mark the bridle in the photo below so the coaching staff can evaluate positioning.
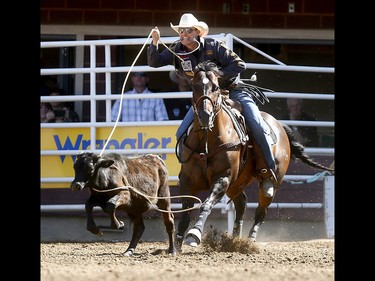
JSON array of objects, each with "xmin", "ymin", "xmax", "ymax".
[
  {"xmin": 191, "ymin": 75, "xmax": 223, "ymax": 131},
  {"xmin": 180, "ymin": 70, "xmax": 243, "ymax": 167}
]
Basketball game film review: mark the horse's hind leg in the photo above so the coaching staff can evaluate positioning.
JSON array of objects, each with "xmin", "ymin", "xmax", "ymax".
[
  {"xmin": 249, "ymin": 193, "xmax": 273, "ymax": 242},
  {"xmin": 249, "ymin": 206, "xmax": 266, "ymax": 242},
  {"xmin": 232, "ymin": 191, "xmax": 247, "ymax": 237}
]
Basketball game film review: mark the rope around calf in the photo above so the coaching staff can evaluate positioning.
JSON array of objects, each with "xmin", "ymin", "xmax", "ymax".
[{"xmin": 92, "ymin": 185, "xmax": 202, "ymax": 213}]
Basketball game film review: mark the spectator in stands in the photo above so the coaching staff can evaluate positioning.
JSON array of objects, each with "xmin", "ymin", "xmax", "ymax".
[
  {"xmin": 40, "ymin": 76, "xmax": 60, "ymax": 96},
  {"xmin": 40, "ymin": 76, "xmax": 77, "ymax": 110},
  {"xmin": 164, "ymin": 71, "xmax": 192, "ymax": 120},
  {"xmin": 111, "ymin": 72, "xmax": 169, "ymax": 121},
  {"xmin": 48, "ymin": 90, "xmax": 80, "ymax": 122},
  {"xmin": 40, "ymin": 102, "xmax": 56, "ymax": 123},
  {"xmin": 281, "ymin": 98, "xmax": 319, "ymax": 147}
]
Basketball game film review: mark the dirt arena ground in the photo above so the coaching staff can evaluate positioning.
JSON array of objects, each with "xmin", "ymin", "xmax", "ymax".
[{"xmin": 41, "ymin": 237, "xmax": 334, "ymax": 281}]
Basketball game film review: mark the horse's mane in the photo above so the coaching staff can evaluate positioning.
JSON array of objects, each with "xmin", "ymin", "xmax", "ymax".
[{"xmin": 195, "ymin": 61, "xmax": 223, "ymax": 77}]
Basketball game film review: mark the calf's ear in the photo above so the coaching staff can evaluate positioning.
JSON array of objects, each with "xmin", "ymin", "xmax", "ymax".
[{"xmin": 97, "ymin": 159, "xmax": 115, "ymax": 168}]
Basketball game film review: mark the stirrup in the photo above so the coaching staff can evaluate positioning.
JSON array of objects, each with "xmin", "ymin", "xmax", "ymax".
[{"xmin": 260, "ymin": 168, "xmax": 277, "ymax": 184}]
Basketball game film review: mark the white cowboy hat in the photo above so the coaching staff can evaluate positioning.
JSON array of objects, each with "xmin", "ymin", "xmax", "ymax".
[{"xmin": 170, "ymin": 13, "xmax": 209, "ymax": 37}]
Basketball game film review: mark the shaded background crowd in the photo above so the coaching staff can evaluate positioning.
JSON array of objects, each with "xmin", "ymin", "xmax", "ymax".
[
  {"xmin": 40, "ymin": 73, "xmax": 324, "ymax": 147},
  {"xmin": 40, "ymin": 76, "xmax": 79, "ymax": 123}
]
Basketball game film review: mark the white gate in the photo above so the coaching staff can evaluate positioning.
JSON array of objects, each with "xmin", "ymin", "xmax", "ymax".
[{"xmin": 40, "ymin": 33, "xmax": 334, "ymax": 238}]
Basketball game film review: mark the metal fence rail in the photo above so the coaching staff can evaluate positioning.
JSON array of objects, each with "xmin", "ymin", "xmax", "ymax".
[{"xmin": 40, "ymin": 34, "xmax": 334, "ymax": 238}]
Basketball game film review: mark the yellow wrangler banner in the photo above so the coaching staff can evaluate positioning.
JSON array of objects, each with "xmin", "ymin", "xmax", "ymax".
[{"xmin": 41, "ymin": 126, "xmax": 181, "ymax": 189}]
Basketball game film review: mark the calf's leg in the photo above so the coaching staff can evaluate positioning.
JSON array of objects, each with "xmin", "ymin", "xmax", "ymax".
[
  {"xmin": 156, "ymin": 198, "xmax": 176, "ymax": 256},
  {"xmin": 124, "ymin": 214, "xmax": 145, "ymax": 256},
  {"xmin": 105, "ymin": 193, "xmax": 127, "ymax": 229},
  {"xmin": 85, "ymin": 198, "xmax": 103, "ymax": 236}
]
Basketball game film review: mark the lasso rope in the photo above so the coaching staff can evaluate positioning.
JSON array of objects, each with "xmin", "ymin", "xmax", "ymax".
[
  {"xmin": 92, "ymin": 165, "xmax": 202, "ymax": 214},
  {"xmin": 92, "ymin": 185, "xmax": 202, "ymax": 214},
  {"xmin": 99, "ymin": 28, "xmax": 193, "ymax": 157},
  {"xmin": 95, "ymin": 29, "xmax": 202, "ymax": 212},
  {"xmin": 99, "ymin": 29, "xmax": 156, "ymax": 156}
]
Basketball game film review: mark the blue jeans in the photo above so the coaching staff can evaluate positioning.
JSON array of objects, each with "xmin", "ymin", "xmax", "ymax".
[{"xmin": 176, "ymin": 89, "xmax": 276, "ymax": 170}]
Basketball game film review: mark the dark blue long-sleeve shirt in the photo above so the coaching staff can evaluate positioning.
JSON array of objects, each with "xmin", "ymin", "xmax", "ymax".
[{"xmin": 147, "ymin": 37, "xmax": 246, "ymax": 89}]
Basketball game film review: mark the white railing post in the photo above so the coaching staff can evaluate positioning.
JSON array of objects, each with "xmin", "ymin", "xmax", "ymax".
[
  {"xmin": 324, "ymin": 175, "xmax": 335, "ymax": 238},
  {"xmin": 223, "ymin": 195, "xmax": 235, "ymax": 235},
  {"xmin": 40, "ymin": 36, "xmax": 334, "ymax": 227}
]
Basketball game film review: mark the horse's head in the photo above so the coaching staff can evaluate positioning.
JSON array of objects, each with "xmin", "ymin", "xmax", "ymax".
[{"xmin": 191, "ymin": 61, "xmax": 223, "ymax": 130}]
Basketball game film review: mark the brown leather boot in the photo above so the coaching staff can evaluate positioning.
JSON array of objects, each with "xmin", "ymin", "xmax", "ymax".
[
  {"xmin": 252, "ymin": 142, "xmax": 277, "ymax": 197},
  {"xmin": 260, "ymin": 168, "xmax": 277, "ymax": 197}
]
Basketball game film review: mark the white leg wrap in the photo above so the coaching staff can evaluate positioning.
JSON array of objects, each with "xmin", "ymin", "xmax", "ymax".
[{"xmin": 184, "ymin": 228, "xmax": 201, "ymax": 247}]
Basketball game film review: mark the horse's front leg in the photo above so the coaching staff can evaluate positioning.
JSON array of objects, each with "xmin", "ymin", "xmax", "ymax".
[
  {"xmin": 232, "ymin": 191, "xmax": 247, "ymax": 237},
  {"xmin": 185, "ymin": 177, "xmax": 229, "ymax": 247},
  {"xmin": 85, "ymin": 198, "xmax": 103, "ymax": 236}
]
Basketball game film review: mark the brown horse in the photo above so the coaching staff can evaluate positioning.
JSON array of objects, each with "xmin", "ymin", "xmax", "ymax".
[{"xmin": 175, "ymin": 61, "xmax": 334, "ymax": 252}]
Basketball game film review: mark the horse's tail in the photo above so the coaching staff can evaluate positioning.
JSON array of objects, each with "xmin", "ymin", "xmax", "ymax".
[{"xmin": 282, "ymin": 123, "xmax": 334, "ymax": 173}]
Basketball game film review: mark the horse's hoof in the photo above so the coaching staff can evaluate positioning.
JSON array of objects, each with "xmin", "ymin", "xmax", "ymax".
[
  {"xmin": 184, "ymin": 228, "xmax": 201, "ymax": 247},
  {"xmin": 249, "ymin": 225, "xmax": 259, "ymax": 241},
  {"xmin": 185, "ymin": 236, "xmax": 198, "ymax": 247}
]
